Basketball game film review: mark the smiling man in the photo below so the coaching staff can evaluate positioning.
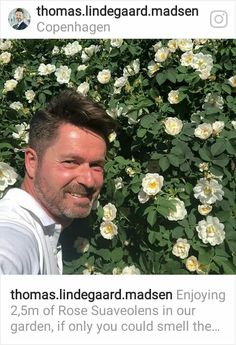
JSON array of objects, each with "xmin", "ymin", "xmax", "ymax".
[
  {"xmin": 0, "ymin": 89, "xmax": 117, "ymax": 274},
  {"xmin": 13, "ymin": 8, "xmax": 28, "ymax": 30}
]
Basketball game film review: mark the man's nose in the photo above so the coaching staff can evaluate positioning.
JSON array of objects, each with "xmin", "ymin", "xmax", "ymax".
[{"xmin": 76, "ymin": 164, "xmax": 96, "ymax": 188}]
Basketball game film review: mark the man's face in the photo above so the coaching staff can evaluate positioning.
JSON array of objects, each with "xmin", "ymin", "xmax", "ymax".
[
  {"xmin": 33, "ymin": 123, "xmax": 106, "ymax": 225},
  {"xmin": 15, "ymin": 11, "xmax": 24, "ymax": 22}
]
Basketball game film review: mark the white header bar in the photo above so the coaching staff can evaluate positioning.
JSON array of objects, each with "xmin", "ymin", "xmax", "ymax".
[{"xmin": 0, "ymin": 0, "xmax": 236, "ymax": 39}]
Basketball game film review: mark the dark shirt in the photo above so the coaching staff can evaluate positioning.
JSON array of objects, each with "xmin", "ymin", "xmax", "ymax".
[{"xmin": 13, "ymin": 21, "xmax": 28, "ymax": 30}]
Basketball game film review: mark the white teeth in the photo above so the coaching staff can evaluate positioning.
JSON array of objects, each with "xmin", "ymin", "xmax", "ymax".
[
  {"xmin": 69, "ymin": 192, "xmax": 87, "ymax": 198},
  {"xmin": 71, "ymin": 193, "xmax": 79, "ymax": 197}
]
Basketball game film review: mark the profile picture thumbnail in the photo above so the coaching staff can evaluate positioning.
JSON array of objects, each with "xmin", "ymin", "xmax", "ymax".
[{"xmin": 8, "ymin": 8, "xmax": 31, "ymax": 30}]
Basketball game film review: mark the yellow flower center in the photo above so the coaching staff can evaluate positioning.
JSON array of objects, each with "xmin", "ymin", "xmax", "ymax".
[
  {"xmin": 104, "ymin": 225, "xmax": 113, "ymax": 234},
  {"xmin": 177, "ymin": 244, "xmax": 185, "ymax": 255},
  {"xmin": 149, "ymin": 181, "xmax": 158, "ymax": 189},
  {"xmin": 0, "ymin": 169, "xmax": 4, "ymax": 178},
  {"xmin": 104, "ymin": 209, "xmax": 113, "ymax": 218},
  {"xmin": 186, "ymin": 259, "xmax": 198, "ymax": 270},
  {"xmin": 203, "ymin": 186, "xmax": 213, "ymax": 196},
  {"xmin": 206, "ymin": 225, "xmax": 216, "ymax": 236}
]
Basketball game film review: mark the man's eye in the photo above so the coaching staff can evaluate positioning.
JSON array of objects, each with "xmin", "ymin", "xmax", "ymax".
[
  {"xmin": 92, "ymin": 165, "xmax": 104, "ymax": 172},
  {"xmin": 63, "ymin": 160, "xmax": 77, "ymax": 165}
]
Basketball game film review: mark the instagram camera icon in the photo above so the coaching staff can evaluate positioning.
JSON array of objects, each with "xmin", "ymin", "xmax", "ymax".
[{"xmin": 210, "ymin": 11, "xmax": 228, "ymax": 28}]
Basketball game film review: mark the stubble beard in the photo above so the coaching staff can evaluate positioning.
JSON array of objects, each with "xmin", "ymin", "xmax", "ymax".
[{"xmin": 34, "ymin": 173, "xmax": 95, "ymax": 222}]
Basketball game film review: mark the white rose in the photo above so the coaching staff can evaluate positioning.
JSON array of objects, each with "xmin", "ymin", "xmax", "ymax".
[
  {"xmin": 194, "ymin": 123, "xmax": 212, "ymax": 139},
  {"xmin": 97, "ymin": 69, "xmax": 111, "ymax": 84},
  {"xmin": 212, "ymin": 121, "xmax": 225, "ymax": 136},
  {"xmin": 167, "ymin": 39, "xmax": 178, "ymax": 52},
  {"xmin": 164, "ymin": 117, "xmax": 183, "ymax": 136},
  {"xmin": 153, "ymin": 42, "xmax": 162, "ymax": 52},
  {"xmin": 167, "ymin": 198, "xmax": 187, "ymax": 221},
  {"xmin": 82, "ymin": 45, "xmax": 100, "ymax": 63},
  {"xmin": 114, "ymin": 76, "xmax": 127, "ymax": 88},
  {"xmin": 102, "ymin": 203, "xmax": 117, "ymax": 221},
  {"xmin": 114, "ymin": 177, "xmax": 124, "ymax": 190},
  {"xmin": 3, "ymin": 79, "xmax": 18, "ymax": 92},
  {"xmin": 112, "ymin": 267, "xmax": 122, "ymax": 275},
  {"xmin": 180, "ymin": 51, "xmax": 194, "ymax": 66},
  {"xmin": 147, "ymin": 61, "xmax": 160, "ymax": 77},
  {"xmin": 73, "ymin": 237, "xmax": 90, "ymax": 253},
  {"xmin": 100, "ymin": 221, "xmax": 118, "ymax": 240},
  {"xmin": 123, "ymin": 59, "xmax": 140, "ymax": 77},
  {"xmin": 77, "ymin": 64, "xmax": 87, "ymax": 71},
  {"xmin": 0, "ymin": 52, "xmax": 11, "ymax": 64},
  {"xmin": 14, "ymin": 66, "xmax": 24, "ymax": 81},
  {"xmin": 110, "ymin": 39, "xmax": 123, "ymax": 48},
  {"xmin": 177, "ymin": 39, "xmax": 193, "ymax": 52},
  {"xmin": 154, "ymin": 47, "xmax": 169, "ymax": 62},
  {"xmin": 10, "ymin": 101, "xmax": 23, "ymax": 111},
  {"xmin": 77, "ymin": 82, "xmax": 89, "ymax": 96},
  {"xmin": 106, "ymin": 107, "xmax": 124, "ymax": 119},
  {"xmin": 204, "ymin": 93, "xmax": 224, "ymax": 110},
  {"xmin": 142, "ymin": 173, "xmax": 164, "ymax": 196},
  {"xmin": 0, "ymin": 40, "xmax": 12, "ymax": 51},
  {"xmin": 198, "ymin": 162, "xmax": 209, "ymax": 172},
  {"xmin": 55, "ymin": 65, "xmax": 71, "ymax": 84},
  {"xmin": 126, "ymin": 167, "xmax": 136, "ymax": 177},
  {"xmin": 198, "ymin": 69, "xmax": 211, "ymax": 80},
  {"xmin": 108, "ymin": 132, "xmax": 117, "ymax": 143},
  {"xmin": 185, "ymin": 256, "xmax": 199, "ymax": 272},
  {"xmin": 25, "ymin": 90, "xmax": 35, "ymax": 103},
  {"xmin": 52, "ymin": 46, "xmax": 60, "ymax": 55},
  {"xmin": 12, "ymin": 122, "xmax": 29, "ymax": 143},
  {"xmin": 232, "ymin": 121, "xmax": 236, "ymax": 129},
  {"xmin": 196, "ymin": 216, "xmax": 225, "ymax": 246},
  {"xmin": 138, "ymin": 188, "xmax": 150, "ymax": 204},
  {"xmin": 121, "ymin": 265, "xmax": 141, "ymax": 274},
  {"xmin": 63, "ymin": 41, "xmax": 82, "ymax": 56},
  {"xmin": 172, "ymin": 238, "xmax": 190, "ymax": 259},
  {"xmin": 198, "ymin": 204, "xmax": 212, "ymax": 216},
  {"xmin": 38, "ymin": 63, "xmax": 56, "ymax": 76},
  {"xmin": 192, "ymin": 53, "xmax": 213, "ymax": 73},
  {"xmin": 168, "ymin": 90, "xmax": 181, "ymax": 104},
  {"xmin": 0, "ymin": 162, "xmax": 18, "ymax": 192},
  {"xmin": 228, "ymin": 75, "xmax": 236, "ymax": 87},
  {"xmin": 193, "ymin": 178, "xmax": 224, "ymax": 204}
]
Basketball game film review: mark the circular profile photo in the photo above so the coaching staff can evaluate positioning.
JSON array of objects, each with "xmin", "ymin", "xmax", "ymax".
[{"xmin": 8, "ymin": 8, "xmax": 31, "ymax": 30}]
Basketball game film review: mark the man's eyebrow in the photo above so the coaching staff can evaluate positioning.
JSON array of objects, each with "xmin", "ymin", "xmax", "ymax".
[{"xmin": 61, "ymin": 155, "xmax": 105, "ymax": 164}]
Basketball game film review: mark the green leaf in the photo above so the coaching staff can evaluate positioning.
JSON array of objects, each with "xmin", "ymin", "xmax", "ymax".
[
  {"xmin": 147, "ymin": 210, "xmax": 158, "ymax": 227},
  {"xmin": 198, "ymin": 247, "xmax": 214, "ymax": 264},
  {"xmin": 156, "ymin": 206, "xmax": 169, "ymax": 217},
  {"xmin": 168, "ymin": 154, "xmax": 180, "ymax": 167},
  {"xmin": 140, "ymin": 115, "xmax": 155, "ymax": 129},
  {"xmin": 156, "ymin": 72, "xmax": 167, "ymax": 85},
  {"xmin": 199, "ymin": 147, "xmax": 213, "ymax": 161},
  {"xmin": 148, "ymin": 231, "xmax": 157, "ymax": 244},
  {"xmin": 167, "ymin": 68, "xmax": 177, "ymax": 83},
  {"xmin": 159, "ymin": 156, "xmax": 170, "ymax": 171},
  {"xmin": 111, "ymin": 248, "xmax": 123, "ymax": 262},
  {"xmin": 211, "ymin": 141, "xmax": 226, "ymax": 156},
  {"xmin": 212, "ymin": 154, "xmax": 229, "ymax": 167},
  {"xmin": 172, "ymin": 227, "xmax": 185, "ymax": 239},
  {"xmin": 222, "ymin": 84, "xmax": 232, "ymax": 94}
]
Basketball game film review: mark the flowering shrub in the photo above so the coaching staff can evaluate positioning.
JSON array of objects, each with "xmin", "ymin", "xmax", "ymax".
[{"xmin": 0, "ymin": 39, "xmax": 235, "ymax": 274}]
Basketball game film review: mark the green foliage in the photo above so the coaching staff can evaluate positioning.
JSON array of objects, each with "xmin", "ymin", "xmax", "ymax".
[{"xmin": 0, "ymin": 39, "xmax": 236, "ymax": 275}]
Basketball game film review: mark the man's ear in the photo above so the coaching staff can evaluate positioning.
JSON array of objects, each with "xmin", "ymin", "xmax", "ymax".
[{"xmin": 24, "ymin": 147, "xmax": 38, "ymax": 178}]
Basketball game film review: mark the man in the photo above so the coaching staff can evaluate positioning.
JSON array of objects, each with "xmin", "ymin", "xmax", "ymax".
[
  {"xmin": 13, "ymin": 8, "xmax": 28, "ymax": 30},
  {"xmin": 0, "ymin": 89, "xmax": 117, "ymax": 274}
]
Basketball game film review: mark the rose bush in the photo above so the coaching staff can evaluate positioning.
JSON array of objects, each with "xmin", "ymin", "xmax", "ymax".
[{"xmin": 0, "ymin": 39, "xmax": 235, "ymax": 274}]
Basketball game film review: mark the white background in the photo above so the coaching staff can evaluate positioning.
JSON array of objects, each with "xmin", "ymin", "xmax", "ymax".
[
  {"xmin": 0, "ymin": 0, "xmax": 235, "ymax": 38},
  {"xmin": 0, "ymin": 275, "xmax": 236, "ymax": 345}
]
